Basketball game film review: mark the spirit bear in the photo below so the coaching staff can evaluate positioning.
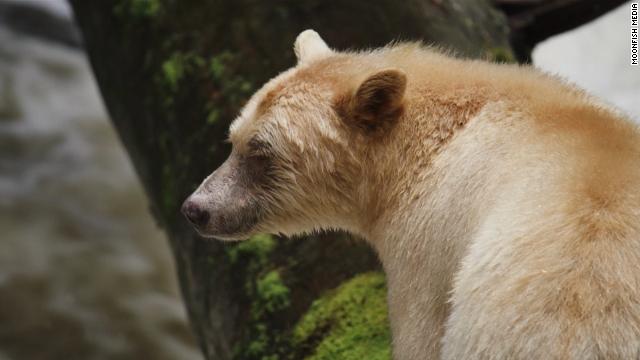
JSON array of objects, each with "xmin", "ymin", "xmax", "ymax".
[{"xmin": 182, "ymin": 30, "xmax": 640, "ymax": 359}]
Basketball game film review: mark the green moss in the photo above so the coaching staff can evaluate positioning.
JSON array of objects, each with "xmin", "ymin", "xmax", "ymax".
[
  {"xmin": 227, "ymin": 233, "xmax": 276, "ymax": 268},
  {"xmin": 114, "ymin": 0, "xmax": 161, "ymax": 18},
  {"xmin": 240, "ymin": 270, "xmax": 291, "ymax": 359},
  {"xmin": 254, "ymin": 270, "xmax": 291, "ymax": 318},
  {"xmin": 207, "ymin": 52, "xmax": 254, "ymax": 107},
  {"xmin": 243, "ymin": 323, "xmax": 270, "ymax": 358},
  {"xmin": 209, "ymin": 52, "xmax": 233, "ymax": 79},
  {"xmin": 206, "ymin": 109, "xmax": 220, "ymax": 125},
  {"xmin": 228, "ymin": 238, "xmax": 389, "ymax": 360},
  {"xmin": 161, "ymin": 52, "xmax": 206, "ymax": 92},
  {"xmin": 292, "ymin": 272, "xmax": 391, "ymax": 360},
  {"xmin": 488, "ymin": 47, "xmax": 516, "ymax": 64},
  {"xmin": 229, "ymin": 234, "xmax": 292, "ymax": 360},
  {"xmin": 162, "ymin": 56, "xmax": 184, "ymax": 91}
]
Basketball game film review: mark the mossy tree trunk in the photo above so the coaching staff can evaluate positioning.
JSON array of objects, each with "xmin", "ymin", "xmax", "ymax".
[{"xmin": 68, "ymin": 1, "xmax": 620, "ymax": 358}]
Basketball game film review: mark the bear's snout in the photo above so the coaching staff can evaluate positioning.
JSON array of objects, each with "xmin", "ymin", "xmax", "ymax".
[
  {"xmin": 181, "ymin": 199, "xmax": 210, "ymax": 228},
  {"xmin": 182, "ymin": 152, "xmax": 264, "ymax": 240}
]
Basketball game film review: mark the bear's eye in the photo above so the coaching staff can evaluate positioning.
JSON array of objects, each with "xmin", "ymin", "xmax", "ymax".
[
  {"xmin": 243, "ymin": 154, "xmax": 273, "ymax": 189},
  {"xmin": 244, "ymin": 138, "xmax": 274, "ymax": 180},
  {"xmin": 247, "ymin": 138, "xmax": 271, "ymax": 158}
]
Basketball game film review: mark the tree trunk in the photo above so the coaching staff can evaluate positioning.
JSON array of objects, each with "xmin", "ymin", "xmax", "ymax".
[{"xmin": 68, "ymin": 0, "xmax": 620, "ymax": 358}]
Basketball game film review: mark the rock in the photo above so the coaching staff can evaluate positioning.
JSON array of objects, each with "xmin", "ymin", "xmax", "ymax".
[{"xmin": 0, "ymin": 1, "xmax": 82, "ymax": 49}]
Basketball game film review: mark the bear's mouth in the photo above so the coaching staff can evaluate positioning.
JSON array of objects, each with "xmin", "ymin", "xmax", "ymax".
[{"xmin": 195, "ymin": 198, "xmax": 262, "ymax": 241}]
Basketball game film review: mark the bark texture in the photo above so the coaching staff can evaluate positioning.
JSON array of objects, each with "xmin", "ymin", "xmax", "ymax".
[{"xmin": 68, "ymin": 0, "xmax": 620, "ymax": 358}]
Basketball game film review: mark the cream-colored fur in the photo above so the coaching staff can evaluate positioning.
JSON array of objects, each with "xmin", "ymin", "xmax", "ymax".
[{"xmin": 227, "ymin": 31, "xmax": 640, "ymax": 359}]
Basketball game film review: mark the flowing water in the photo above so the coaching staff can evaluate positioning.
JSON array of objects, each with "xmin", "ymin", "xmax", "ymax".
[
  {"xmin": 0, "ymin": 7, "xmax": 201, "ymax": 360},
  {"xmin": 0, "ymin": 1, "xmax": 637, "ymax": 359}
]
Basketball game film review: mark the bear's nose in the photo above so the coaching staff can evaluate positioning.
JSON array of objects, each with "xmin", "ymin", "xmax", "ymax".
[{"xmin": 181, "ymin": 199, "xmax": 210, "ymax": 227}]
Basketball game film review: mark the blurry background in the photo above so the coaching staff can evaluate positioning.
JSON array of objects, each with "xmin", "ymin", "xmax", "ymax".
[
  {"xmin": 0, "ymin": 1, "xmax": 637, "ymax": 359},
  {"xmin": 0, "ymin": 0, "xmax": 201, "ymax": 359},
  {"xmin": 533, "ymin": 3, "xmax": 640, "ymax": 119}
]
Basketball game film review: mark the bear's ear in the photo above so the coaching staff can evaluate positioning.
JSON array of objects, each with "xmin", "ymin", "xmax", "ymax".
[
  {"xmin": 347, "ymin": 69, "xmax": 407, "ymax": 132},
  {"xmin": 294, "ymin": 29, "xmax": 332, "ymax": 64}
]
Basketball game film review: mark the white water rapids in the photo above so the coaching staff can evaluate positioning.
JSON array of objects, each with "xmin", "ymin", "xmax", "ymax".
[{"xmin": 0, "ymin": 11, "xmax": 202, "ymax": 360}]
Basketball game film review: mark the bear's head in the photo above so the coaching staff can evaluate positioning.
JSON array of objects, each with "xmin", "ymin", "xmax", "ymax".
[{"xmin": 182, "ymin": 30, "xmax": 407, "ymax": 240}]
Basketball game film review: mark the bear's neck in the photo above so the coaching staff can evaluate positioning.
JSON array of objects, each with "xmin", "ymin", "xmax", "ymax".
[{"xmin": 360, "ymin": 101, "xmax": 513, "ymax": 358}]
